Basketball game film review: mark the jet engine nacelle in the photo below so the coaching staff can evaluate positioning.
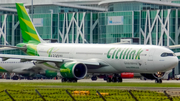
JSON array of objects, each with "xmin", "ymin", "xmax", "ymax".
[
  {"xmin": 60, "ymin": 62, "xmax": 87, "ymax": 79},
  {"xmin": 40, "ymin": 70, "xmax": 57, "ymax": 78}
]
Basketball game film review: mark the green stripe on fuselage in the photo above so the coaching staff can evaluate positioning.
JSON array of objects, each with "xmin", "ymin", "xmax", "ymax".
[
  {"xmin": 0, "ymin": 66, "xmax": 7, "ymax": 72},
  {"xmin": 107, "ymin": 48, "xmax": 115, "ymax": 59},
  {"xmin": 115, "ymin": 49, "xmax": 121, "ymax": 59},
  {"xmin": 112, "ymin": 49, "xmax": 117, "ymax": 59},
  {"xmin": 119, "ymin": 49, "xmax": 125, "ymax": 59},
  {"xmin": 126, "ymin": 49, "xmax": 132, "ymax": 59},
  {"xmin": 129, "ymin": 50, "xmax": 136, "ymax": 59},
  {"xmin": 122, "ymin": 48, "xmax": 129, "ymax": 59}
]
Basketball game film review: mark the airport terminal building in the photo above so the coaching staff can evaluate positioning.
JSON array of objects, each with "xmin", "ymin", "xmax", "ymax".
[{"xmin": 0, "ymin": 0, "xmax": 180, "ymax": 77}]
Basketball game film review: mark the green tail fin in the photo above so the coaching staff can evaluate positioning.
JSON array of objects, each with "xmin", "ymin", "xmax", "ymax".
[{"xmin": 16, "ymin": 3, "xmax": 44, "ymax": 44}]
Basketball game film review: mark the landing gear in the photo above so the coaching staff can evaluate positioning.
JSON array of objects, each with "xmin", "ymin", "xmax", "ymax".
[
  {"xmin": 61, "ymin": 78, "xmax": 67, "ymax": 82},
  {"xmin": 12, "ymin": 76, "xmax": 19, "ymax": 80},
  {"xmin": 106, "ymin": 74, "xmax": 122, "ymax": 83},
  {"xmin": 117, "ymin": 77, "xmax": 122, "ymax": 82},
  {"xmin": 61, "ymin": 78, "xmax": 77, "ymax": 83},
  {"xmin": 107, "ymin": 77, "xmax": 112, "ymax": 82},
  {"xmin": 155, "ymin": 79, "xmax": 162, "ymax": 83},
  {"xmin": 91, "ymin": 76, "xmax": 97, "ymax": 81},
  {"xmin": 27, "ymin": 76, "xmax": 33, "ymax": 80}
]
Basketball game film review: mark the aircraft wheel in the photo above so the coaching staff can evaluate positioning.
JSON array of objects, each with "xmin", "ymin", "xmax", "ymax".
[
  {"xmin": 117, "ymin": 77, "xmax": 122, "ymax": 82},
  {"xmin": 107, "ymin": 77, "xmax": 112, "ymax": 82},
  {"xmin": 103, "ymin": 75, "xmax": 108, "ymax": 81},
  {"xmin": 13, "ymin": 76, "xmax": 19, "ymax": 80},
  {"xmin": 68, "ymin": 79, "xmax": 73, "ymax": 82},
  {"xmin": 27, "ymin": 77, "xmax": 33, "ymax": 80},
  {"xmin": 72, "ymin": 79, "xmax": 77, "ymax": 82},
  {"xmin": 61, "ymin": 78, "xmax": 67, "ymax": 82},
  {"xmin": 155, "ymin": 79, "xmax": 162, "ymax": 83},
  {"xmin": 112, "ymin": 77, "xmax": 117, "ymax": 82},
  {"xmin": 91, "ymin": 76, "xmax": 97, "ymax": 81}
]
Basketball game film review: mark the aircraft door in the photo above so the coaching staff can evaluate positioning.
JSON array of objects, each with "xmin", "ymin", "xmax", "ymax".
[
  {"xmin": 148, "ymin": 49, "xmax": 155, "ymax": 61},
  {"xmin": 146, "ymin": 49, "xmax": 155, "ymax": 71}
]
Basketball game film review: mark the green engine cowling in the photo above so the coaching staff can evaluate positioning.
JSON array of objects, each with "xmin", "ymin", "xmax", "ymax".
[
  {"xmin": 60, "ymin": 62, "xmax": 87, "ymax": 79},
  {"xmin": 45, "ymin": 70, "xmax": 57, "ymax": 77}
]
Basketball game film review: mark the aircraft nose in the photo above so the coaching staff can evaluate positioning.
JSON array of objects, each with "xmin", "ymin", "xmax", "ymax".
[{"xmin": 166, "ymin": 57, "xmax": 178, "ymax": 69}]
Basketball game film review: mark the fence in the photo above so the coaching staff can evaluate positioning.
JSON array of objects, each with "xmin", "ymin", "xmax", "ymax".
[{"xmin": 0, "ymin": 89, "xmax": 180, "ymax": 101}]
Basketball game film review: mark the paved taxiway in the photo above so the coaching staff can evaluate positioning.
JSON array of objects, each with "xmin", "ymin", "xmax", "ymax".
[{"xmin": 0, "ymin": 78, "xmax": 180, "ymax": 83}]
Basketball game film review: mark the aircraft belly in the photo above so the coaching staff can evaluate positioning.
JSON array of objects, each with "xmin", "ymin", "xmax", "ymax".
[
  {"xmin": 108, "ymin": 59, "xmax": 148, "ymax": 73},
  {"xmin": 88, "ymin": 66, "xmax": 119, "ymax": 73}
]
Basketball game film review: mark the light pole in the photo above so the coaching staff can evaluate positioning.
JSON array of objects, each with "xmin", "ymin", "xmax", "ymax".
[
  {"xmin": 31, "ymin": 0, "xmax": 33, "ymax": 21},
  {"xmin": 49, "ymin": 9, "xmax": 53, "ymax": 39}
]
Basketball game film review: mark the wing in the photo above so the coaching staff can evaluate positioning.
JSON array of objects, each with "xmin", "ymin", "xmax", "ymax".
[
  {"xmin": 168, "ymin": 45, "xmax": 180, "ymax": 56},
  {"xmin": 0, "ymin": 54, "xmax": 108, "ymax": 69},
  {"xmin": 12, "ymin": 65, "xmax": 43, "ymax": 73}
]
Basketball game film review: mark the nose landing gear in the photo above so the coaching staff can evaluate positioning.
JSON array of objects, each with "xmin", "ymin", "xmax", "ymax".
[{"xmin": 155, "ymin": 78, "xmax": 162, "ymax": 83}]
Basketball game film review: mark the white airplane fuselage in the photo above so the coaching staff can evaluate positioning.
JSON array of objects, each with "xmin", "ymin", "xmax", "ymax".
[
  {"xmin": 0, "ymin": 59, "xmax": 34, "ymax": 73},
  {"xmin": 35, "ymin": 43, "xmax": 178, "ymax": 74}
]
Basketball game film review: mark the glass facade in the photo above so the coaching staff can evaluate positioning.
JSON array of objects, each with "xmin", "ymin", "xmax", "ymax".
[
  {"xmin": 33, "ymin": 14, "xmax": 52, "ymax": 39},
  {"xmin": 108, "ymin": 2, "xmax": 179, "ymax": 11},
  {"xmin": 99, "ymin": 11, "xmax": 140, "ymax": 43},
  {"xmin": 27, "ymin": 5, "xmax": 100, "ymax": 14},
  {"xmin": 59, "ymin": 12, "xmax": 99, "ymax": 43},
  {"xmin": 172, "ymin": 1, "xmax": 180, "ymax": 4}
]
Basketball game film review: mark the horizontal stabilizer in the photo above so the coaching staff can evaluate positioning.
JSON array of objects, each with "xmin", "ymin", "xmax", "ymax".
[
  {"xmin": 0, "ymin": 45, "xmax": 26, "ymax": 51},
  {"xmin": 168, "ymin": 45, "xmax": 180, "ymax": 49},
  {"xmin": 175, "ymin": 52, "xmax": 180, "ymax": 56}
]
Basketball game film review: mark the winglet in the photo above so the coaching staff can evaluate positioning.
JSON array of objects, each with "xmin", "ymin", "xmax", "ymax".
[{"xmin": 16, "ymin": 3, "xmax": 45, "ymax": 44}]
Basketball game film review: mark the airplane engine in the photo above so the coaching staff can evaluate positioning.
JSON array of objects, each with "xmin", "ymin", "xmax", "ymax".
[
  {"xmin": 141, "ymin": 72, "xmax": 166, "ymax": 80},
  {"xmin": 43, "ymin": 70, "xmax": 57, "ymax": 78},
  {"xmin": 60, "ymin": 62, "xmax": 87, "ymax": 80}
]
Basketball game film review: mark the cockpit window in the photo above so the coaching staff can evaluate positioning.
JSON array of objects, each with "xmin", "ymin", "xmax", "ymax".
[{"xmin": 161, "ymin": 53, "xmax": 175, "ymax": 57}]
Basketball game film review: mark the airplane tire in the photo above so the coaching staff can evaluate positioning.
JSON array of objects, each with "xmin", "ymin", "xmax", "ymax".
[
  {"xmin": 112, "ymin": 77, "xmax": 117, "ymax": 82},
  {"xmin": 13, "ymin": 76, "xmax": 18, "ymax": 80},
  {"xmin": 91, "ymin": 76, "xmax": 97, "ymax": 81},
  {"xmin": 155, "ymin": 79, "xmax": 162, "ymax": 83},
  {"xmin": 27, "ymin": 77, "xmax": 33, "ymax": 80},
  {"xmin": 107, "ymin": 78, "xmax": 112, "ymax": 82},
  {"xmin": 117, "ymin": 77, "xmax": 122, "ymax": 82},
  {"xmin": 104, "ymin": 75, "xmax": 108, "ymax": 81},
  {"xmin": 72, "ymin": 79, "xmax": 77, "ymax": 82},
  {"xmin": 61, "ymin": 78, "xmax": 67, "ymax": 82},
  {"xmin": 66, "ymin": 79, "xmax": 71, "ymax": 82}
]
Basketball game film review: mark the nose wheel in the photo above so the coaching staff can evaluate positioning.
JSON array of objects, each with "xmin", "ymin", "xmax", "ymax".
[{"xmin": 155, "ymin": 78, "xmax": 162, "ymax": 83}]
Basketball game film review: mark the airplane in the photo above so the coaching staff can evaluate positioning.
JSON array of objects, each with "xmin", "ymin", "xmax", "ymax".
[
  {"xmin": 0, "ymin": 58, "xmax": 57, "ymax": 80},
  {"xmin": 0, "ymin": 3, "xmax": 178, "ymax": 83}
]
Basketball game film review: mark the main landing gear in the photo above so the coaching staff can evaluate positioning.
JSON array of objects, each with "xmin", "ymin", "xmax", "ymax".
[
  {"xmin": 12, "ymin": 75, "xmax": 19, "ymax": 80},
  {"xmin": 91, "ymin": 75, "xmax": 97, "ymax": 81},
  {"xmin": 107, "ymin": 74, "xmax": 122, "ymax": 83},
  {"xmin": 61, "ymin": 78, "xmax": 77, "ymax": 82}
]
